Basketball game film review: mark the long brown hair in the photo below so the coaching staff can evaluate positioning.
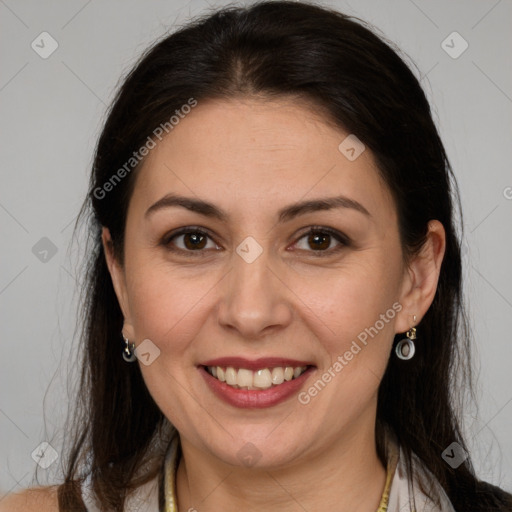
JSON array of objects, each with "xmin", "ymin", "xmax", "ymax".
[{"xmin": 56, "ymin": 1, "xmax": 512, "ymax": 510}]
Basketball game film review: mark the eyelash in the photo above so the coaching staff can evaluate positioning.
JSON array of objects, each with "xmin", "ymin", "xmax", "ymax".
[{"xmin": 160, "ymin": 225, "xmax": 349, "ymax": 257}]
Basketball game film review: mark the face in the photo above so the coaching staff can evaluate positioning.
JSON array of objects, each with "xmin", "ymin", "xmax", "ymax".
[{"xmin": 104, "ymin": 97, "xmax": 440, "ymax": 469}]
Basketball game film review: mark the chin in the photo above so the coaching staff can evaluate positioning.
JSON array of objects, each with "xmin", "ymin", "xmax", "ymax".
[{"xmin": 200, "ymin": 426, "xmax": 310, "ymax": 469}]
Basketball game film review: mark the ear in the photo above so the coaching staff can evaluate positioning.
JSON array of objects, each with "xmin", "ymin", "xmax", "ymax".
[
  {"xmin": 395, "ymin": 220, "xmax": 446, "ymax": 333},
  {"xmin": 101, "ymin": 227, "xmax": 136, "ymax": 341}
]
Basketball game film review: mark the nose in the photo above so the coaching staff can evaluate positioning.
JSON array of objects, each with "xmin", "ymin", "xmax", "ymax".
[{"xmin": 216, "ymin": 241, "xmax": 293, "ymax": 340}]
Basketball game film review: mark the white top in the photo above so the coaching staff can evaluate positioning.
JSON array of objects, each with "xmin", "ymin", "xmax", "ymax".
[{"xmin": 80, "ymin": 430, "xmax": 456, "ymax": 512}]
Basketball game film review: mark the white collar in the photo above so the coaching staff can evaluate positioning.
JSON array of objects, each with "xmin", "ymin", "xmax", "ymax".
[{"xmin": 386, "ymin": 438, "xmax": 456, "ymax": 512}]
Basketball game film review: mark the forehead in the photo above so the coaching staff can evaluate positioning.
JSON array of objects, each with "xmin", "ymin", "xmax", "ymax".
[{"xmin": 128, "ymin": 97, "xmax": 395, "ymax": 224}]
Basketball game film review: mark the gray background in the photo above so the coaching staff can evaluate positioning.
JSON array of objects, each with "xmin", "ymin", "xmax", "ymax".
[{"xmin": 1, "ymin": 0, "xmax": 511, "ymax": 498}]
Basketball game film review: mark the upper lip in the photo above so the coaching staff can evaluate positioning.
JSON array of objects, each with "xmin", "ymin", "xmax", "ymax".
[{"xmin": 200, "ymin": 357, "xmax": 315, "ymax": 371}]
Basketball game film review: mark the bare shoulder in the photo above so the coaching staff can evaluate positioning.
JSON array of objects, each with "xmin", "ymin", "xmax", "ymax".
[{"xmin": 0, "ymin": 485, "xmax": 60, "ymax": 512}]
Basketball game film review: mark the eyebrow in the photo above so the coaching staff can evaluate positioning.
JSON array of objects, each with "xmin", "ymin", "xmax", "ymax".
[{"xmin": 145, "ymin": 193, "xmax": 371, "ymax": 222}]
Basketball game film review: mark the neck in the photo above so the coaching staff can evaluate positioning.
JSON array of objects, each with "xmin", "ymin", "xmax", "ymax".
[{"xmin": 175, "ymin": 412, "xmax": 387, "ymax": 511}]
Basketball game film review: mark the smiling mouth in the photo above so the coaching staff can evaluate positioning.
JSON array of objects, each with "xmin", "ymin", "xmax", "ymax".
[{"xmin": 203, "ymin": 365, "xmax": 310, "ymax": 390}]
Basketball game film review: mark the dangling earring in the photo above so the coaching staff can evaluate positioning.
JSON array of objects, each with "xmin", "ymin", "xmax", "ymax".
[
  {"xmin": 395, "ymin": 315, "xmax": 417, "ymax": 360},
  {"xmin": 122, "ymin": 335, "xmax": 137, "ymax": 362}
]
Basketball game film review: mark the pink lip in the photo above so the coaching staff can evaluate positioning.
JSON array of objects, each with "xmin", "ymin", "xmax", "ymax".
[
  {"xmin": 200, "ymin": 357, "xmax": 314, "ymax": 371},
  {"xmin": 199, "ymin": 364, "xmax": 315, "ymax": 409}
]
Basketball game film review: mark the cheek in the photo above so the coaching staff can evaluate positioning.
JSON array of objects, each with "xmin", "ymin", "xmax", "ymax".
[
  {"xmin": 292, "ymin": 255, "xmax": 402, "ymax": 352},
  {"xmin": 296, "ymin": 264, "xmax": 400, "ymax": 422},
  {"xmin": 124, "ymin": 258, "xmax": 229, "ymax": 366},
  {"xmin": 124, "ymin": 265, "xmax": 213, "ymax": 429}
]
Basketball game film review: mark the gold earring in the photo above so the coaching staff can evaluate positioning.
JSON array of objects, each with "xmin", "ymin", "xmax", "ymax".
[
  {"xmin": 395, "ymin": 314, "xmax": 417, "ymax": 360},
  {"xmin": 122, "ymin": 335, "xmax": 137, "ymax": 362}
]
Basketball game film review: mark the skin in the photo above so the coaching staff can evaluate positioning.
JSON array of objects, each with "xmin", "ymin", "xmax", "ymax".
[{"xmin": 103, "ymin": 97, "xmax": 446, "ymax": 511}]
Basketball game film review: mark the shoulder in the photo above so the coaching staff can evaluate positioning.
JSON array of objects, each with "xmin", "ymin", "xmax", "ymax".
[{"xmin": 0, "ymin": 485, "xmax": 60, "ymax": 512}]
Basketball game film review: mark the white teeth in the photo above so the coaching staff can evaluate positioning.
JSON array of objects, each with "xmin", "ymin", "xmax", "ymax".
[
  {"xmin": 207, "ymin": 365, "xmax": 307, "ymax": 389},
  {"xmin": 253, "ymin": 369, "xmax": 272, "ymax": 389},
  {"xmin": 225, "ymin": 367, "xmax": 237, "ymax": 385},
  {"xmin": 237, "ymin": 368, "xmax": 253, "ymax": 388},
  {"xmin": 271, "ymin": 367, "xmax": 284, "ymax": 385}
]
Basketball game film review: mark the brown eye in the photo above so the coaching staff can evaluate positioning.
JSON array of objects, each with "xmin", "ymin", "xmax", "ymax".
[
  {"xmin": 162, "ymin": 228, "xmax": 219, "ymax": 254},
  {"xmin": 293, "ymin": 227, "xmax": 348, "ymax": 255},
  {"xmin": 182, "ymin": 232, "xmax": 207, "ymax": 250},
  {"xmin": 307, "ymin": 232, "xmax": 331, "ymax": 250}
]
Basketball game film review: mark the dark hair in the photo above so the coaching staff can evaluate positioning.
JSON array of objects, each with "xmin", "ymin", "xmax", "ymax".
[{"xmin": 56, "ymin": 1, "xmax": 512, "ymax": 510}]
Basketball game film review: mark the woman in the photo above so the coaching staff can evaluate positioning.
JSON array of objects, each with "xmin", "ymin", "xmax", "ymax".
[{"xmin": 3, "ymin": 1, "xmax": 511, "ymax": 511}]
